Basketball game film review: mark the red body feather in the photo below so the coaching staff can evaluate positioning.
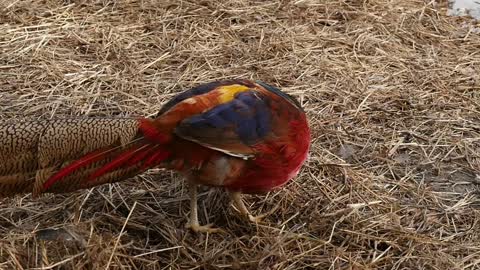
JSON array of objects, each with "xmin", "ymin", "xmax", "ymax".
[{"xmin": 41, "ymin": 79, "xmax": 310, "ymax": 195}]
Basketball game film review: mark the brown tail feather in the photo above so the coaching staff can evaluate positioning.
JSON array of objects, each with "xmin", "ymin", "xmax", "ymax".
[{"xmin": 0, "ymin": 118, "xmax": 145, "ymax": 198}]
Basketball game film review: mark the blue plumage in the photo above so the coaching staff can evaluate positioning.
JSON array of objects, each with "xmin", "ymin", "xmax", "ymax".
[
  {"xmin": 176, "ymin": 90, "xmax": 272, "ymax": 146},
  {"xmin": 254, "ymin": 101, "xmax": 270, "ymax": 138},
  {"xmin": 238, "ymin": 117, "xmax": 257, "ymax": 144}
]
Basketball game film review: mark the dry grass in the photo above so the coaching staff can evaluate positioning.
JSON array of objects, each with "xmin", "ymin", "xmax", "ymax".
[{"xmin": 1, "ymin": 0, "xmax": 480, "ymax": 269}]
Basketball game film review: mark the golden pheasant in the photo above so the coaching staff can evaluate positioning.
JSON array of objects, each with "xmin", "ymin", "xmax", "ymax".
[{"xmin": 0, "ymin": 79, "xmax": 310, "ymax": 232}]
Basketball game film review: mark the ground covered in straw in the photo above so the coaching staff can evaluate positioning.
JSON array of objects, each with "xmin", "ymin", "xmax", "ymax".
[{"xmin": 1, "ymin": 0, "xmax": 479, "ymax": 269}]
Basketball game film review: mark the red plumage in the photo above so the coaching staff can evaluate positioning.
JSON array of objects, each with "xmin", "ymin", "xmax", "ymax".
[{"xmin": 1, "ymin": 79, "xmax": 310, "ymax": 232}]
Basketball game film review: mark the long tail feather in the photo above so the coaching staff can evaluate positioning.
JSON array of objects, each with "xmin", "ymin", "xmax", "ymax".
[
  {"xmin": 87, "ymin": 145, "xmax": 153, "ymax": 181},
  {"xmin": 126, "ymin": 145, "xmax": 160, "ymax": 166},
  {"xmin": 0, "ymin": 118, "xmax": 172, "ymax": 198},
  {"xmin": 41, "ymin": 148, "xmax": 111, "ymax": 191}
]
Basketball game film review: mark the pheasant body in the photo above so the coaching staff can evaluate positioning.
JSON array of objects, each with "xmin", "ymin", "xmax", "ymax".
[{"xmin": 0, "ymin": 79, "xmax": 310, "ymax": 230}]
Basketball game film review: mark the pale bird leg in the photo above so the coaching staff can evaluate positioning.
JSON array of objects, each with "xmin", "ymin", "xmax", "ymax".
[
  {"xmin": 184, "ymin": 184, "xmax": 222, "ymax": 233},
  {"xmin": 230, "ymin": 191, "xmax": 270, "ymax": 223}
]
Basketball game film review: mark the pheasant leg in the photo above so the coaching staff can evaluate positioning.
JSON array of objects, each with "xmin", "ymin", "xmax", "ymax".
[
  {"xmin": 185, "ymin": 184, "xmax": 222, "ymax": 233},
  {"xmin": 230, "ymin": 192, "xmax": 268, "ymax": 223}
]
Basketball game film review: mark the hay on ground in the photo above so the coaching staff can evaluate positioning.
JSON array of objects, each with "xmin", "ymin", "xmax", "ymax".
[{"xmin": 0, "ymin": 0, "xmax": 479, "ymax": 269}]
